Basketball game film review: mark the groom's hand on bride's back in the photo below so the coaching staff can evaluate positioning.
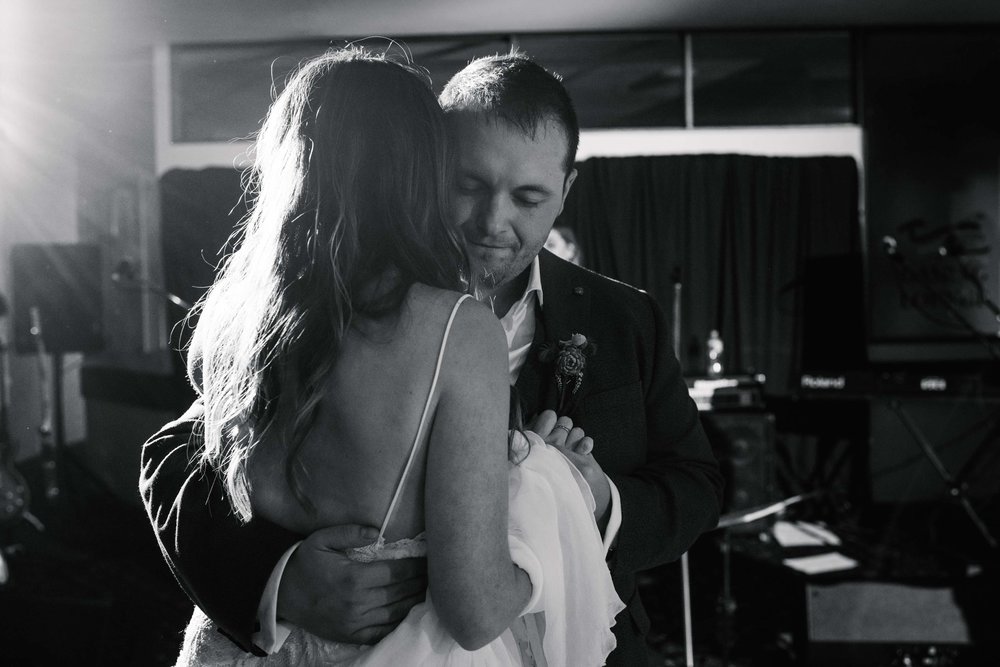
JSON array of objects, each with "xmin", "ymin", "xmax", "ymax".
[{"xmin": 276, "ymin": 524, "xmax": 427, "ymax": 644}]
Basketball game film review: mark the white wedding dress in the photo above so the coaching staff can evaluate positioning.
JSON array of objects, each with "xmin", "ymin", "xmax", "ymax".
[{"xmin": 175, "ymin": 294, "xmax": 624, "ymax": 666}]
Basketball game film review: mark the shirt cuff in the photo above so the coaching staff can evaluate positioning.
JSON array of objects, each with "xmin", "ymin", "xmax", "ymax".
[
  {"xmin": 252, "ymin": 540, "xmax": 302, "ymax": 654},
  {"xmin": 602, "ymin": 475, "xmax": 622, "ymax": 558}
]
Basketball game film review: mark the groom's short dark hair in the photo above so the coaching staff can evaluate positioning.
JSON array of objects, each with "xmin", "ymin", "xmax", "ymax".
[{"xmin": 438, "ymin": 49, "xmax": 579, "ymax": 172}]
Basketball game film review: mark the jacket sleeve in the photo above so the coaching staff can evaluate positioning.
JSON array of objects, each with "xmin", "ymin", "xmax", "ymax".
[
  {"xmin": 138, "ymin": 400, "xmax": 300, "ymax": 654},
  {"xmin": 605, "ymin": 293, "xmax": 724, "ymax": 577}
]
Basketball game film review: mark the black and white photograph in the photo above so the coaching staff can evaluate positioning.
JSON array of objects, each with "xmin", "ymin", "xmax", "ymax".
[{"xmin": 1, "ymin": 2, "xmax": 998, "ymax": 665}]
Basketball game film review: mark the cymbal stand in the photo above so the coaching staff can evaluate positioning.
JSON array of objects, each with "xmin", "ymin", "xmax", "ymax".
[{"xmin": 711, "ymin": 493, "xmax": 816, "ymax": 665}]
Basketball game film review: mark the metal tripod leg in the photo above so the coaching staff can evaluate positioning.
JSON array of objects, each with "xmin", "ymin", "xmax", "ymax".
[{"xmin": 888, "ymin": 399, "xmax": 998, "ymax": 550}]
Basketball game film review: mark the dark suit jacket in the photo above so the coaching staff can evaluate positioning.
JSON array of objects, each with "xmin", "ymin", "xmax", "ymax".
[{"xmin": 139, "ymin": 249, "xmax": 723, "ymax": 665}]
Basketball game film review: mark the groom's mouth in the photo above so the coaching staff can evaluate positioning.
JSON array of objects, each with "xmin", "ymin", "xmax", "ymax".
[{"xmin": 467, "ymin": 239, "xmax": 515, "ymax": 254}]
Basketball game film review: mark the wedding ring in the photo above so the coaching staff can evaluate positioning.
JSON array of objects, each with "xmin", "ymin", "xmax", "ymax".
[{"xmin": 554, "ymin": 424, "xmax": 571, "ymax": 433}]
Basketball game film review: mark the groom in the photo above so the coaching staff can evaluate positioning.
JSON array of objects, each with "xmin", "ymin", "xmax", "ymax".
[{"xmin": 140, "ymin": 51, "xmax": 723, "ymax": 666}]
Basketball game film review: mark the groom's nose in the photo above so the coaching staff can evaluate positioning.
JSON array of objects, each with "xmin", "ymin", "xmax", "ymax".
[{"xmin": 472, "ymin": 193, "xmax": 513, "ymax": 237}]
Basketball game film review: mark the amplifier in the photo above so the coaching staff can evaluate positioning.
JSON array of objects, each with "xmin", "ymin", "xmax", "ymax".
[
  {"xmin": 807, "ymin": 581, "xmax": 969, "ymax": 644},
  {"xmin": 728, "ymin": 545, "xmax": 981, "ymax": 667},
  {"xmin": 701, "ymin": 411, "xmax": 776, "ymax": 525},
  {"xmin": 805, "ymin": 581, "xmax": 971, "ymax": 667}
]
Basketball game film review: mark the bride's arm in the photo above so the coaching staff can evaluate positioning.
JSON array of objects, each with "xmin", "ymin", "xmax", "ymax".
[{"xmin": 424, "ymin": 298, "xmax": 531, "ymax": 651}]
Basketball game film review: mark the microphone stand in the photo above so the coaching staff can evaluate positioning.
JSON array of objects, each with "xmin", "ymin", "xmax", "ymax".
[
  {"xmin": 883, "ymin": 238, "xmax": 1000, "ymax": 361},
  {"xmin": 940, "ymin": 243, "xmax": 1000, "ymax": 346},
  {"xmin": 881, "ymin": 241, "xmax": 999, "ymax": 551},
  {"xmin": 888, "ymin": 400, "xmax": 997, "ymax": 550},
  {"xmin": 110, "ymin": 260, "xmax": 193, "ymax": 311},
  {"xmin": 671, "ymin": 267, "xmax": 696, "ymax": 667}
]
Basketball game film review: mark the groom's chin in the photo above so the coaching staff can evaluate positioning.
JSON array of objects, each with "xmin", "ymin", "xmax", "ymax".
[{"xmin": 468, "ymin": 261, "xmax": 502, "ymax": 290}]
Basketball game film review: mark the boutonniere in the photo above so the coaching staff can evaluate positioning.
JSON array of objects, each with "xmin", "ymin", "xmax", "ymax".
[{"xmin": 538, "ymin": 333, "xmax": 597, "ymax": 412}]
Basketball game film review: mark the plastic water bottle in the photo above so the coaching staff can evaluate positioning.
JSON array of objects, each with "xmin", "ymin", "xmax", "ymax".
[{"xmin": 707, "ymin": 329, "xmax": 724, "ymax": 378}]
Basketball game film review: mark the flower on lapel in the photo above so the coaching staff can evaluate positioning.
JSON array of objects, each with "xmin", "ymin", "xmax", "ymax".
[{"xmin": 538, "ymin": 333, "xmax": 597, "ymax": 410}]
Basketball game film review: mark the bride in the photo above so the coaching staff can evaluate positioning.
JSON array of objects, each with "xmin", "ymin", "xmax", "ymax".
[{"xmin": 173, "ymin": 46, "xmax": 622, "ymax": 666}]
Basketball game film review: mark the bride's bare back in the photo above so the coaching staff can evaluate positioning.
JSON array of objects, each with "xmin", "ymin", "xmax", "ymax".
[
  {"xmin": 249, "ymin": 284, "xmax": 496, "ymax": 541},
  {"xmin": 249, "ymin": 281, "xmax": 531, "ymax": 648}
]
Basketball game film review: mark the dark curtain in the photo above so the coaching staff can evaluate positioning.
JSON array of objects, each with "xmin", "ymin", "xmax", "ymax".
[
  {"xmin": 558, "ymin": 154, "xmax": 860, "ymax": 396},
  {"xmin": 160, "ymin": 157, "xmax": 860, "ymax": 397}
]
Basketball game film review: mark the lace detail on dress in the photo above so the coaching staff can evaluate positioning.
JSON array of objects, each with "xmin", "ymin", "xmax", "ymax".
[
  {"xmin": 344, "ymin": 532, "xmax": 427, "ymax": 563},
  {"xmin": 345, "ymin": 536, "xmax": 386, "ymax": 563}
]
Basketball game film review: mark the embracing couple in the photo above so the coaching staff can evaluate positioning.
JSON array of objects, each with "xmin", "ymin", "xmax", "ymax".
[{"xmin": 140, "ymin": 45, "xmax": 723, "ymax": 666}]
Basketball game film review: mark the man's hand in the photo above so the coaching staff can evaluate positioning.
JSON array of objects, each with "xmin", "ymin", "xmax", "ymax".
[
  {"xmin": 277, "ymin": 525, "xmax": 427, "ymax": 644},
  {"xmin": 528, "ymin": 409, "xmax": 593, "ymax": 454},
  {"xmin": 526, "ymin": 411, "xmax": 611, "ymax": 529}
]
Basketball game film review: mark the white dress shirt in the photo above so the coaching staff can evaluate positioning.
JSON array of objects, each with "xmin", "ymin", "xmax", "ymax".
[{"xmin": 253, "ymin": 256, "xmax": 622, "ymax": 652}]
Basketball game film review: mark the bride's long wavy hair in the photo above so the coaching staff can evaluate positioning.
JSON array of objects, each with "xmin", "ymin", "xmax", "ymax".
[{"xmin": 187, "ymin": 46, "xmax": 468, "ymax": 521}]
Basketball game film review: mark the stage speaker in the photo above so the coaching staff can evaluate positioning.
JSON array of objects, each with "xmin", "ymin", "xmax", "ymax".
[
  {"xmin": 11, "ymin": 243, "xmax": 104, "ymax": 354},
  {"xmin": 801, "ymin": 254, "xmax": 867, "ymax": 373},
  {"xmin": 701, "ymin": 411, "xmax": 776, "ymax": 521},
  {"xmin": 804, "ymin": 580, "xmax": 970, "ymax": 666}
]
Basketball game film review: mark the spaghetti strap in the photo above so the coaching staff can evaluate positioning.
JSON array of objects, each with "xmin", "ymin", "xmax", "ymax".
[{"xmin": 372, "ymin": 293, "xmax": 473, "ymax": 546}]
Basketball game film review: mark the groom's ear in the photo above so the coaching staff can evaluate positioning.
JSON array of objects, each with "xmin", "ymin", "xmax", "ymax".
[{"xmin": 557, "ymin": 168, "xmax": 578, "ymax": 217}]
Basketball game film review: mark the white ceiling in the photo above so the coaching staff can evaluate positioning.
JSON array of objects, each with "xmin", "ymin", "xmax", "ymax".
[
  {"xmin": 155, "ymin": 0, "xmax": 1000, "ymax": 43},
  {"xmin": 7, "ymin": 0, "xmax": 1000, "ymax": 55}
]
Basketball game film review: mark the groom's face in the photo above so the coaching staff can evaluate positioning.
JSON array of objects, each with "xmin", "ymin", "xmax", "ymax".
[{"xmin": 449, "ymin": 114, "xmax": 577, "ymax": 291}]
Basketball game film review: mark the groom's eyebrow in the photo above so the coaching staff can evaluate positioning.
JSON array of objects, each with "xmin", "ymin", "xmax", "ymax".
[{"xmin": 514, "ymin": 184, "xmax": 554, "ymax": 197}]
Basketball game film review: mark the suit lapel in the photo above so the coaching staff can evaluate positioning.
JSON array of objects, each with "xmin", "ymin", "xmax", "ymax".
[
  {"xmin": 513, "ymin": 302, "xmax": 550, "ymax": 418},
  {"xmin": 516, "ymin": 250, "xmax": 594, "ymax": 417}
]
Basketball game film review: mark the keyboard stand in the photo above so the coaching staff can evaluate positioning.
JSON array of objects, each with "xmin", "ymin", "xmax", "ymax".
[{"xmin": 887, "ymin": 398, "xmax": 998, "ymax": 550}]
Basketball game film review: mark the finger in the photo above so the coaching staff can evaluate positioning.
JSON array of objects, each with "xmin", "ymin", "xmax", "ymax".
[
  {"xmin": 571, "ymin": 434, "xmax": 593, "ymax": 456},
  {"xmin": 348, "ymin": 622, "xmax": 400, "ymax": 645},
  {"xmin": 566, "ymin": 428, "xmax": 594, "ymax": 455},
  {"xmin": 356, "ymin": 590, "xmax": 427, "ymax": 636},
  {"xmin": 369, "ymin": 571, "xmax": 428, "ymax": 605},
  {"xmin": 547, "ymin": 416, "xmax": 573, "ymax": 445},
  {"xmin": 528, "ymin": 410, "xmax": 558, "ymax": 436},
  {"xmin": 333, "ymin": 570, "xmax": 426, "ymax": 623},
  {"xmin": 356, "ymin": 557, "xmax": 428, "ymax": 588},
  {"xmin": 560, "ymin": 426, "xmax": 586, "ymax": 449},
  {"xmin": 308, "ymin": 524, "xmax": 382, "ymax": 551},
  {"xmin": 556, "ymin": 448, "xmax": 584, "ymax": 466}
]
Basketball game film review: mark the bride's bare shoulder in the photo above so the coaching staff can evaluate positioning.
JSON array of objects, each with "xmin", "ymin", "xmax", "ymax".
[
  {"xmin": 407, "ymin": 284, "xmax": 491, "ymax": 324},
  {"xmin": 405, "ymin": 286, "xmax": 506, "ymax": 387},
  {"xmin": 409, "ymin": 285, "xmax": 497, "ymax": 333}
]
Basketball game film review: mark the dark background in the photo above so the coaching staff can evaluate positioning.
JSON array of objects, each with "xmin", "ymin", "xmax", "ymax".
[{"xmin": 2, "ymin": 24, "xmax": 999, "ymax": 667}]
